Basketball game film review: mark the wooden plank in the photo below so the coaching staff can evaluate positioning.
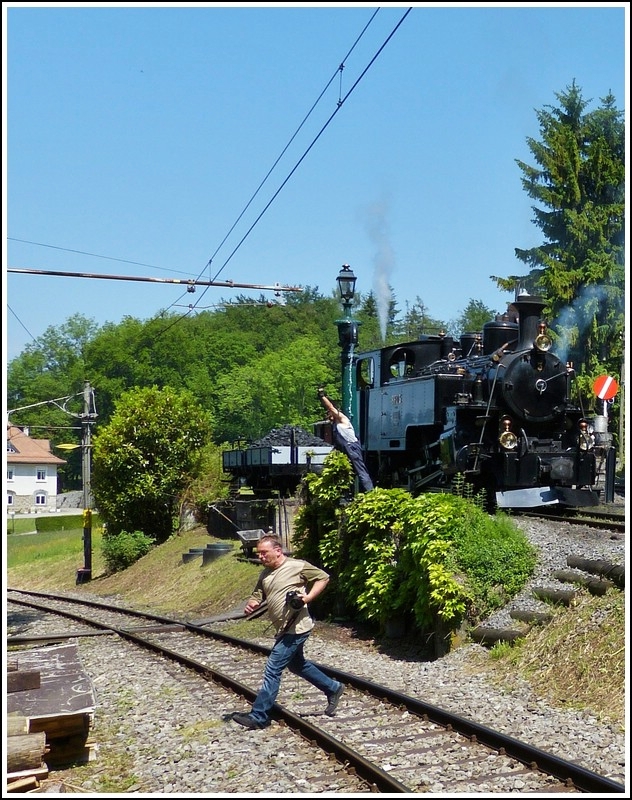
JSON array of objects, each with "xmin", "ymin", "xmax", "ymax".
[
  {"xmin": 8, "ymin": 670, "xmax": 41, "ymax": 693},
  {"xmin": 7, "ymin": 643, "xmax": 96, "ymax": 719},
  {"xmin": 6, "ymin": 767, "xmax": 49, "ymax": 782},
  {"xmin": 120, "ymin": 623, "xmax": 185, "ymax": 633},
  {"xmin": 29, "ymin": 713, "xmax": 92, "ymax": 738},
  {"xmin": 566, "ymin": 555, "xmax": 625, "ymax": 588},
  {"xmin": 552, "ymin": 569, "xmax": 615, "ymax": 596},
  {"xmin": 532, "ymin": 586, "xmax": 577, "ymax": 605},
  {"xmin": 7, "ymin": 716, "xmax": 30, "ymax": 736},
  {"xmin": 7, "ymin": 629, "xmax": 114, "ymax": 645},
  {"xmin": 6, "ymin": 776, "xmax": 40, "ymax": 793}
]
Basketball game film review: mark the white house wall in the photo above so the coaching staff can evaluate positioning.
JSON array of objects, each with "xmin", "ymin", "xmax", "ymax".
[{"xmin": 6, "ymin": 464, "xmax": 59, "ymax": 513}]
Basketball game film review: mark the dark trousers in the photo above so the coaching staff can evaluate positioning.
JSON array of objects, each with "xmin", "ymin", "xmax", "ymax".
[{"xmin": 340, "ymin": 440, "xmax": 374, "ymax": 492}]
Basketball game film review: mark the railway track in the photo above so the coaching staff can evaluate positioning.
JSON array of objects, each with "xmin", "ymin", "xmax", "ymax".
[
  {"xmin": 7, "ymin": 589, "xmax": 625, "ymax": 794},
  {"xmin": 514, "ymin": 505, "xmax": 626, "ymax": 534}
]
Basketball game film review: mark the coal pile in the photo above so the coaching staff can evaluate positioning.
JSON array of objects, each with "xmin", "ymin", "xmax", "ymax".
[{"xmin": 251, "ymin": 425, "xmax": 329, "ymax": 448}]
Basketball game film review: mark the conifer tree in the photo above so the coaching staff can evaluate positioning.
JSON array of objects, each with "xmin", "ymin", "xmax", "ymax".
[{"xmin": 493, "ymin": 81, "xmax": 624, "ymax": 382}]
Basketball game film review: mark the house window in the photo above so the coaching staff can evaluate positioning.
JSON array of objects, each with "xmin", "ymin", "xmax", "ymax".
[
  {"xmin": 37, "ymin": 468, "xmax": 46, "ymax": 481},
  {"xmin": 7, "ymin": 493, "xmax": 14, "ymax": 506},
  {"xmin": 35, "ymin": 493, "xmax": 47, "ymax": 506},
  {"xmin": 7, "ymin": 467, "xmax": 14, "ymax": 481}
]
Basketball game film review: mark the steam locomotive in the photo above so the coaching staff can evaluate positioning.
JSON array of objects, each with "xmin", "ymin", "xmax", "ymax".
[
  {"xmin": 344, "ymin": 292, "xmax": 609, "ymax": 508},
  {"xmin": 223, "ymin": 292, "xmax": 614, "ymax": 508}
]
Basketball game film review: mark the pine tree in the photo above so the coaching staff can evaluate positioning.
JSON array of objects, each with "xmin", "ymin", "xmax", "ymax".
[{"xmin": 493, "ymin": 81, "xmax": 624, "ymax": 386}]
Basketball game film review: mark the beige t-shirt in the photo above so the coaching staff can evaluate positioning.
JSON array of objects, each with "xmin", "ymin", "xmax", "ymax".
[{"xmin": 249, "ymin": 557, "xmax": 329, "ymax": 635}]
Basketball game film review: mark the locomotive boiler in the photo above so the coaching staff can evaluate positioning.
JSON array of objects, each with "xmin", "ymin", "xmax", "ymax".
[{"xmin": 351, "ymin": 292, "xmax": 602, "ymax": 508}]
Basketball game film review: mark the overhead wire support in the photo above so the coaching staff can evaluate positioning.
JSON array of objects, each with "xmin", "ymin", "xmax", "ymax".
[
  {"xmin": 7, "ymin": 267, "xmax": 302, "ymax": 293},
  {"xmin": 204, "ymin": 7, "xmax": 381, "ymax": 287},
  {"xmin": 205, "ymin": 8, "xmax": 412, "ymax": 290}
]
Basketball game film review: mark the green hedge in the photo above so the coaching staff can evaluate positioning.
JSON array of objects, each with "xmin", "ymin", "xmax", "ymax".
[{"xmin": 35, "ymin": 514, "xmax": 101, "ymax": 533}]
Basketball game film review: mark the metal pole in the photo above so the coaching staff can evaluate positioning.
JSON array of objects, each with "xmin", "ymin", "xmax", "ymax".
[
  {"xmin": 341, "ymin": 301, "xmax": 352, "ymax": 421},
  {"xmin": 618, "ymin": 333, "xmax": 624, "ymax": 472},
  {"xmin": 80, "ymin": 381, "xmax": 95, "ymax": 583}
]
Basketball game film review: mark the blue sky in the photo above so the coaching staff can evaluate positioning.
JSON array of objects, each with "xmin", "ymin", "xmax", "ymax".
[{"xmin": 3, "ymin": 2, "xmax": 628, "ymax": 363}]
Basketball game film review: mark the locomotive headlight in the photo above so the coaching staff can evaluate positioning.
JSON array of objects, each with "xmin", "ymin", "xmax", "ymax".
[
  {"xmin": 578, "ymin": 419, "xmax": 595, "ymax": 451},
  {"xmin": 499, "ymin": 416, "xmax": 518, "ymax": 450},
  {"xmin": 534, "ymin": 333, "xmax": 552, "ymax": 352},
  {"xmin": 534, "ymin": 321, "xmax": 552, "ymax": 352},
  {"xmin": 499, "ymin": 431, "xmax": 518, "ymax": 450}
]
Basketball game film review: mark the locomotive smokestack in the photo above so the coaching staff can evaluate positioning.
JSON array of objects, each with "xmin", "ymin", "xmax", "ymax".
[{"xmin": 513, "ymin": 291, "xmax": 546, "ymax": 350}]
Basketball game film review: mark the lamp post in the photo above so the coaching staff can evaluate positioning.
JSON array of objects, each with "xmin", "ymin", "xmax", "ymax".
[
  {"xmin": 335, "ymin": 264, "xmax": 358, "ymax": 421},
  {"xmin": 10, "ymin": 509, "xmax": 15, "ymax": 535}
]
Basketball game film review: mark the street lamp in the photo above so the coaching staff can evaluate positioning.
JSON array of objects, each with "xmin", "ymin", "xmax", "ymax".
[
  {"xmin": 10, "ymin": 509, "xmax": 15, "ymax": 535},
  {"xmin": 335, "ymin": 264, "xmax": 359, "ymax": 421},
  {"xmin": 336, "ymin": 264, "xmax": 357, "ymax": 314}
]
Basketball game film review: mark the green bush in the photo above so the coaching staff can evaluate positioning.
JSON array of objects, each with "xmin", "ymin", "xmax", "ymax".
[
  {"xmin": 101, "ymin": 529, "xmax": 154, "ymax": 573},
  {"xmin": 293, "ymin": 457, "xmax": 537, "ymax": 634}
]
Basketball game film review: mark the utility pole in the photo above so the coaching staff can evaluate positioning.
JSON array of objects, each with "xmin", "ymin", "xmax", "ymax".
[{"xmin": 78, "ymin": 381, "xmax": 97, "ymax": 583}]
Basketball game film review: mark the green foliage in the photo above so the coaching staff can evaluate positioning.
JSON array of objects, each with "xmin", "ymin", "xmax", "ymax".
[
  {"xmin": 181, "ymin": 441, "xmax": 231, "ymax": 518},
  {"xmin": 213, "ymin": 335, "xmax": 335, "ymax": 442},
  {"xmin": 445, "ymin": 510, "xmax": 537, "ymax": 618},
  {"xmin": 449, "ymin": 299, "xmax": 501, "ymax": 338},
  {"xmin": 92, "ymin": 386, "xmax": 213, "ymax": 543},
  {"xmin": 6, "ymin": 314, "xmax": 101, "ymax": 489},
  {"xmin": 294, "ymin": 484, "xmax": 537, "ymax": 635},
  {"xmin": 494, "ymin": 82, "xmax": 624, "ymax": 385},
  {"xmin": 101, "ymin": 529, "xmax": 154, "ymax": 573},
  {"xmin": 35, "ymin": 514, "xmax": 101, "ymax": 532},
  {"xmin": 451, "ymin": 472, "xmax": 488, "ymax": 509},
  {"xmin": 293, "ymin": 450, "xmax": 354, "ymax": 570}
]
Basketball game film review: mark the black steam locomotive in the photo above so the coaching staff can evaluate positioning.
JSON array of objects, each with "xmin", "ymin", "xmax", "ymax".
[
  {"xmin": 223, "ymin": 292, "xmax": 613, "ymax": 508},
  {"xmin": 346, "ymin": 292, "xmax": 607, "ymax": 508}
]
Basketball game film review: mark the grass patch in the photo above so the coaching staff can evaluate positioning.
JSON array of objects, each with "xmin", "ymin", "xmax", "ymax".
[
  {"xmin": 7, "ymin": 524, "xmax": 263, "ymax": 618},
  {"xmin": 483, "ymin": 591, "xmax": 626, "ymax": 728},
  {"xmin": 7, "ymin": 526, "xmax": 108, "ymax": 591}
]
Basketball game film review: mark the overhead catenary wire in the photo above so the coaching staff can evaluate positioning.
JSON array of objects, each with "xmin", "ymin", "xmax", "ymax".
[
  {"xmin": 7, "ymin": 267, "xmax": 301, "ymax": 293},
  {"xmin": 202, "ymin": 7, "xmax": 382, "ymax": 285},
  {"xmin": 8, "ymin": 8, "xmax": 412, "ymax": 346},
  {"xmin": 107, "ymin": 8, "xmax": 412, "ymax": 342},
  {"xmin": 206, "ymin": 7, "xmax": 411, "ymax": 289}
]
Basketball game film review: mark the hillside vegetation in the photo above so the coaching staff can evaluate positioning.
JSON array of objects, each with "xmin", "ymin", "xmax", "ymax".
[{"xmin": 6, "ymin": 523, "xmax": 625, "ymax": 729}]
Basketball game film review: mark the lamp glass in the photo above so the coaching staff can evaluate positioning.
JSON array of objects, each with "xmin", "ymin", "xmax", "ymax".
[{"xmin": 336, "ymin": 265, "xmax": 356, "ymax": 302}]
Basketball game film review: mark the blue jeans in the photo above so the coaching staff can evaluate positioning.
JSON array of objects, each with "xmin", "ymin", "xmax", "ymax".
[{"xmin": 249, "ymin": 631, "xmax": 341, "ymax": 725}]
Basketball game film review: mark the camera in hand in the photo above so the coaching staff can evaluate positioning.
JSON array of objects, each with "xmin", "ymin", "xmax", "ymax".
[{"xmin": 286, "ymin": 590, "xmax": 304, "ymax": 610}]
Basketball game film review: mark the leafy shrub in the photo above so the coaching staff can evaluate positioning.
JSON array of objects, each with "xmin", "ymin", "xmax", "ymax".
[
  {"xmin": 293, "ymin": 462, "xmax": 537, "ymax": 635},
  {"xmin": 101, "ymin": 529, "xmax": 154, "ymax": 573},
  {"xmin": 293, "ymin": 450, "xmax": 353, "ymax": 567}
]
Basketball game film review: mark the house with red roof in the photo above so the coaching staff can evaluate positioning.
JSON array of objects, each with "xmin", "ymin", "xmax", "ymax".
[{"xmin": 6, "ymin": 425, "xmax": 67, "ymax": 513}]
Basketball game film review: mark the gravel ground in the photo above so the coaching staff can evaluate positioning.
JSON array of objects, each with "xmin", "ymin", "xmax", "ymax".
[{"xmin": 10, "ymin": 512, "xmax": 628, "ymax": 794}]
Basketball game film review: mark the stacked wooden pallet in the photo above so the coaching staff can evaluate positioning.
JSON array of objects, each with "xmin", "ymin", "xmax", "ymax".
[{"xmin": 6, "ymin": 642, "xmax": 97, "ymax": 793}]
